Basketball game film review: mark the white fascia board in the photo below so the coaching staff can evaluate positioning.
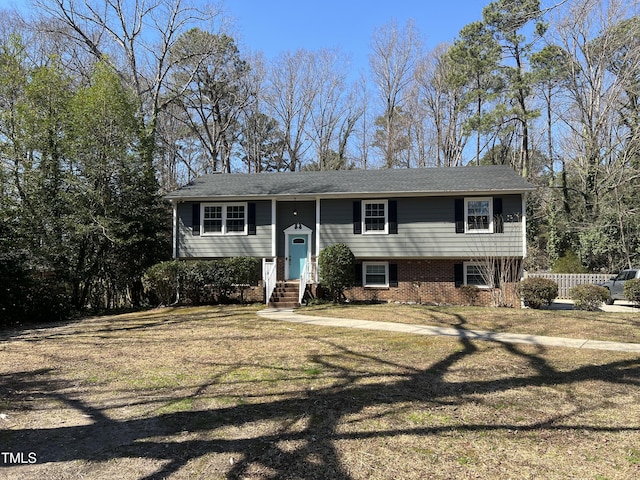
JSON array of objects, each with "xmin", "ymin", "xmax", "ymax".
[{"xmin": 166, "ymin": 189, "xmax": 534, "ymax": 203}]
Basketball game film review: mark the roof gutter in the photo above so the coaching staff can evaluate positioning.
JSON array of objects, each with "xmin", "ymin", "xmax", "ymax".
[{"xmin": 164, "ymin": 188, "xmax": 536, "ymax": 203}]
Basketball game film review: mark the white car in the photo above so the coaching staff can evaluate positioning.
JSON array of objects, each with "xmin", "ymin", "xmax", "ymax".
[{"xmin": 600, "ymin": 269, "xmax": 640, "ymax": 304}]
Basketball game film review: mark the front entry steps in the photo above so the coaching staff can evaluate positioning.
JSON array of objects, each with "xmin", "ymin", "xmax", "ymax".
[{"xmin": 268, "ymin": 281, "xmax": 301, "ymax": 308}]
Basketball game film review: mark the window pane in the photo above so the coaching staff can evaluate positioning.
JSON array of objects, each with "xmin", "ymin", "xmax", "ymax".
[
  {"xmin": 364, "ymin": 202, "xmax": 386, "ymax": 231},
  {"xmin": 365, "ymin": 218, "xmax": 386, "ymax": 231},
  {"xmin": 226, "ymin": 205, "xmax": 245, "ymax": 232},
  {"xmin": 365, "ymin": 203, "xmax": 385, "ymax": 217},
  {"xmin": 466, "ymin": 265, "xmax": 485, "ymax": 286},
  {"xmin": 366, "ymin": 264, "xmax": 386, "ymax": 274},
  {"xmin": 467, "ymin": 215, "xmax": 489, "ymax": 230},
  {"xmin": 365, "ymin": 264, "xmax": 387, "ymax": 285},
  {"xmin": 204, "ymin": 206, "xmax": 222, "ymax": 218},
  {"xmin": 467, "ymin": 200, "xmax": 490, "ymax": 230},
  {"xmin": 203, "ymin": 206, "xmax": 222, "ymax": 233},
  {"xmin": 204, "ymin": 220, "xmax": 222, "ymax": 233}
]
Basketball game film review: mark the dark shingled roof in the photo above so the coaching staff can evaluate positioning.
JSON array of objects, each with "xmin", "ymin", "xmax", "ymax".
[{"xmin": 165, "ymin": 165, "xmax": 535, "ymax": 200}]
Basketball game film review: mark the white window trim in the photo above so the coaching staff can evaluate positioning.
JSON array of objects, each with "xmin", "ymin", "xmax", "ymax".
[
  {"xmin": 362, "ymin": 199, "xmax": 389, "ymax": 235},
  {"xmin": 201, "ymin": 202, "xmax": 248, "ymax": 236},
  {"xmin": 463, "ymin": 261, "xmax": 492, "ymax": 289},
  {"xmin": 464, "ymin": 197, "xmax": 493, "ymax": 234},
  {"xmin": 363, "ymin": 261, "xmax": 389, "ymax": 288}
]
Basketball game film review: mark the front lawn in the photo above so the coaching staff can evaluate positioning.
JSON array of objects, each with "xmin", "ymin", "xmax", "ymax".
[
  {"xmin": 301, "ymin": 303, "xmax": 640, "ymax": 343},
  {"xmin": 1, "ymin": 305, "xmax": 640, "ymax": 479}
]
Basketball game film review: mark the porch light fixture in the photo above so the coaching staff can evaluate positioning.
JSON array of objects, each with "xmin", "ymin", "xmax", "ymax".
[{"xmin": 293, "ymin": 201, "xmax": 301, "ymax": 229}]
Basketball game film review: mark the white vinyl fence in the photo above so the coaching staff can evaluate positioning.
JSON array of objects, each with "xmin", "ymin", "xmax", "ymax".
[{"xmin": 525, "ymin": 273, "xmax": 611, "ymax": 299}]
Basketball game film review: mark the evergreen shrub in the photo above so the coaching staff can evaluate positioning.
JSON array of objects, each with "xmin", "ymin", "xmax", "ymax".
[
  {"xmin": 624, "ymin": 279, "xmax": 640, "ymax": 305},
  {"xmin": 142, "ymin": 257, "xmax": 260, "ymax": 306},
  {"xmin": 518, "ymin": 277, "xmax": 558, "ymax": 309},
  {"xmin": 569, "ymin": 284, "xmax": 609, "ymax": 311},
  {"xmin": 318, "ymin": 244, "xmax": 356, "ymax": 302}
]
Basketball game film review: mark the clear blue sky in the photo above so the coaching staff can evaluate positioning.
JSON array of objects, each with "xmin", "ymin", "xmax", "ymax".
[
  {"xmin": 223, "ymin": 0, "xmax": 487, "ymax": 75},
  {"xmin": 0, "ymin": 0, "xmax": 490, "ymax": 75}
]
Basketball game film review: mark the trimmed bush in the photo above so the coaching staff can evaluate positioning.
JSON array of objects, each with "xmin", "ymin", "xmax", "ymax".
[
  {"xmin": 225, "ymin": 256, "xmax": 261, "ymax": 303},
  {"xmin": 318, "ymin": 243, "xmax": 356, "ymax": 302},
  {"xmin": 570, "ymin": 284, "xmax": 609, "ymax": 311},
  {"xmin": 518, "ymin": 277, "xmax": 558, "ymax": 309},
  {"xmin": 624, "ymin": 279, "xmax": 640, "ymax": 305},
  {"xmin": 180, "ymin": 260, "xmax": 220, "ymax": 304},
  {"xmin": 142, "ymin": 261, "xmax": 181, "ymax": 305},
  {"xmin": 142, "ymin": 257, "xmax": 261, "ymax": 306}
]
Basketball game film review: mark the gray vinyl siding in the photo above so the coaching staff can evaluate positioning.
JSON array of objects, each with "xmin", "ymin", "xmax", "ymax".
[
  {"xmin": 319, "ymin": 195, "xmax": 524, "ymax": 258},
  {"xmin": 175, "ymin": 195, "xmax": 525, "ymax": 260},
  {"xmin": 276, "ymin": 200, "xmax": 316, "ymax": 257},
  {"xmin": 176, "ymin": 201, "xmax": 272, "ymax": 258}
]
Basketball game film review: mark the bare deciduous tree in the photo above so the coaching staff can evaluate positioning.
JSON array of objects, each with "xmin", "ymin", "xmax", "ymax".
[
  {"xmin": 304, "ymin": 49, "xmax": 363, "ymax": 170},
  {"xmin": 264, "ymin": 49, "xmax": 318, "ymax": 171},
  {"xmin": 551, "ymin": 0, "xmax": 640, "ymax": 271},
  {"xmin": 166, "ymin": 29, "xmax": 255, "ymax": 174},
  {"xmin": 416, "ymin": 43, "xmax": 471, "ymax": 167},
  {"xmin": 35, "ymin": 0, "xmax": 221, "ymax": 167},
  {"xmin": 369, "ymin": 19, "xmax": 421, "ymax": 168}
]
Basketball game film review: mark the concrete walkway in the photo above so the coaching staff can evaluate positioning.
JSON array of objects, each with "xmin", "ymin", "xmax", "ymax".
[
  {"xmin": 551, "ymin": 299, "xmax": 639, "ymax": 313},
  {"xmin": 257, "ymin": 308, "xmax": 640, "ymax": 353}
]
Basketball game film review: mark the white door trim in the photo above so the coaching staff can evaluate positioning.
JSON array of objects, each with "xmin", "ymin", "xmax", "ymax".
[{"xmin": 284, "ymin": 223, "xmax": 312, "ymax": 280}]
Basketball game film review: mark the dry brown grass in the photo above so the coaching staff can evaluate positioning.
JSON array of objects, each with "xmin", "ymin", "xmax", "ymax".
[
  {"xmin": 302, "ymin": 303, "xmax": 640, "ymax": 343},
  {"xmin": 1, "ymin": 305, "xmax": 640, "ymax": 479}
]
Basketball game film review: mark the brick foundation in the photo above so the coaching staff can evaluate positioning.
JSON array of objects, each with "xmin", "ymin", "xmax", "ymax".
[
  {"xmin": 340, "ymin": 259, "xmax": 518, "ymax": 307},
  {"xmin": 275, "ymin": 258, "xmax": 520, "ymax": 307}
]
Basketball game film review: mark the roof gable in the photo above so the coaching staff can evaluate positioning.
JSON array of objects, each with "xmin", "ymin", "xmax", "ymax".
[{"xmin": 165, "ymin": 165, "xmax": 535, "ymax": 200}]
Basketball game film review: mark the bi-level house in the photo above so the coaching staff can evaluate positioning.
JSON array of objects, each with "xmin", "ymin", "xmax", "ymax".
[{"xmin": 165, "ymin": 165, "xmax": 535, "ymax": 306}]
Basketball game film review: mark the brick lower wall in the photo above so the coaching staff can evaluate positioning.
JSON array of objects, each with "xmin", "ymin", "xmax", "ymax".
[
  {"xmin": 343, "ymin": 259, "xmax": 519, "ymax": 307},
  {"xmin": 240, "ymin": 283, "xmax": 265, "ymax": 303}
]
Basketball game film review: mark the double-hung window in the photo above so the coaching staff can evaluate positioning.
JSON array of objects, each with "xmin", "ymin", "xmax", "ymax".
[
  {"xmin": 203, "ymin": 206, "xmax": 223, "ymax": 234},
  {"xmin": 464, "ymin": 262, "xmax": 490, "ymax": 288},
  {"xmin": 363, "ymin": 200, "xmax": 388, "ymax": 234},
  {"xmin": 202, "ymin": 203, "xmax": 247, "ymax": 235},
  {"xmin": 225, "ymin": 205, "xmax": 246, "ymax": 233},
  {"xmin": 363, "ymin": 262, "xmax": 389, "ymax": 287},
  {"xmin": 465, "ymin": 197, "xmax": 492, "ymax": 233}
]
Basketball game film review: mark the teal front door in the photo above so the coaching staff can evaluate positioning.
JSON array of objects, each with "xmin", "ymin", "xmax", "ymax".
[{"xmin": 288, "ymin": 235, "xmax": 308, "ymax": 279}]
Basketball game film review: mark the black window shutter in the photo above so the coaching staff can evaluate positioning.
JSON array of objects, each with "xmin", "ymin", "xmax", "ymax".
[
  {"xmin": 454, "ymin": 198, "xmax": 464, "ymax": 234},
  {"xmin": 247, "ymin": 203, "xmax": 256, "ymax": 235},
  {"xmin": 353, "ymin": 201, "xmax": 362, "ymax": 234},
  {"xmin": 389, "ymin": 263, "xmax": 398, "ymax": 287},
  {"xmin": 454, "ymin": 263, "xmax": 464, "ymax": 288},
  {"xmin": 388, "ymin": 200, "xmax": 398, "ymax": 234},
  {"xmin": 192, "ymin": 203, "xmax": 201, "ymax": 236},
  {"xmin": 493, "ymin": 197, "xmax": 504, "ymax": 234},
  {"xmin": 354, "ymin": 263, "xmax": 363, "ymax": 286}
]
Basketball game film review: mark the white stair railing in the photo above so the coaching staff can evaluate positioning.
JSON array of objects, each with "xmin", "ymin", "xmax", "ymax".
[
  {"xmin": 299, "ymin": 259, "xmax": 310, "ymax": 305},
  {"xmin": 264, "ymin": 258, "xmax": 277, "ymax": 306}
]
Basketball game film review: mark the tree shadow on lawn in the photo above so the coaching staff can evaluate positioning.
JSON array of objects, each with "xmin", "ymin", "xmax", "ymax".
[
  {"xmin": 4, "ymin": 317, "xmax": 640, "ymax": 480},
  {"xmin": 0, "ymin": 306, "xmax": 255, "ymax": 344}
]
